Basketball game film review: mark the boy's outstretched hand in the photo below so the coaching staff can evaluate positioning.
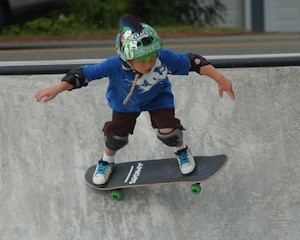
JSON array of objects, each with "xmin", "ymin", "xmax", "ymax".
[
  {"xmin": 217, "ymin": 76, "xmax": 235, "ymax": 101},
  {"xmin": 35, "ymin": 81, "xmax": 73, "ymax": 102},
  {"xmin": 199, "ymin": 64, "xmax": 235, "ymax": 101},
  {"xmin": 35, "ymin": 87, "xmax": 58, "ymax": 102}
]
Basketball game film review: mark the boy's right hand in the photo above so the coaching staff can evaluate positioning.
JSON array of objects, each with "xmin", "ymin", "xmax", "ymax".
[{"xmin": 35, "ymin": 87, "xmax": 58, "ymax": 102}]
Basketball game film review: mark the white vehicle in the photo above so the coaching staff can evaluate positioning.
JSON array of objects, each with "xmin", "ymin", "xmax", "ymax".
[{"xmin": 0, "ymin": 0, "xmax": 62, "ymax": 32}]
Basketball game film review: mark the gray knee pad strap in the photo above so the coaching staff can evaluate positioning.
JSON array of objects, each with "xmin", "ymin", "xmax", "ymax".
[
  {"xmin": 157, "ymin": 129, "xmax": 183, "ymax": 147},
  {"xmin": 104, "ymin": 135, "xmax": 128, "ymax": 151}
]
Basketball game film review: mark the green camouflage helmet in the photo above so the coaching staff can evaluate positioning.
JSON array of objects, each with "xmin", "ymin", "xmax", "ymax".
[{"xmin": 116, "ymin": 23, "xmax": 163, "ymax": 61}]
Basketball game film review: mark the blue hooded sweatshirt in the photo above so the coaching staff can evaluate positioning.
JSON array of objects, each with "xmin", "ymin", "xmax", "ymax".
[{"xmin": 82, "ymin": 49, "xmax": 190, "ymax": 112}]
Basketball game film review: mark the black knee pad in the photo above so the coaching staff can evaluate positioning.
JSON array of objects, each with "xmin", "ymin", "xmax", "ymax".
[
  {"xmin": 104, "ymin": 135, "xmax": 129, "ymax": 151},
  {"xmin": 157, "ymin": 129, "xmax": 183, "ymax": 147}
]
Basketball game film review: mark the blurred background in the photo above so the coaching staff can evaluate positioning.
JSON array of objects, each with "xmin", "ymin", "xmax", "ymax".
[
  {"xmin": 0, "ymin": 0, "xmax": 299, "ymax": 61},
  {"xmin": 1, "ymin": 0, "xmax": 300, "ymax": 35}
]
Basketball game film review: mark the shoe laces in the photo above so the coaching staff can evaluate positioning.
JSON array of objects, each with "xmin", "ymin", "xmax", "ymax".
[
  {"xmin": 96, "ymin": 161, "xmax": 110, "ymax": 174},
  {"xmin": 177, "ymin": 149, "xmax": 190, "ymax": 165}
]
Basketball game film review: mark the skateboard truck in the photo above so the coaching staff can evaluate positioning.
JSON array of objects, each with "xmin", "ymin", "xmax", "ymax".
[{"xmin": 109, "ymin": 184, "xmax": 202, "ymax": 201}]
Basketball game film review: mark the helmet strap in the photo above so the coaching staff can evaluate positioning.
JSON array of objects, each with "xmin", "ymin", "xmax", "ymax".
[
  {"xmin": 121, "ymin": 59, "xmax": 132, "ymax": 70},
  {"xmin": 120, "ymin": 58, "xmax": 142, "ymax": 74}
]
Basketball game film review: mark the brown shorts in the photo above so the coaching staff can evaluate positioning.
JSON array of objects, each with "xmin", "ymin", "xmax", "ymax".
[{"xmin": 102, "ymin": 108, "xmax": 184, "ymax": 136}]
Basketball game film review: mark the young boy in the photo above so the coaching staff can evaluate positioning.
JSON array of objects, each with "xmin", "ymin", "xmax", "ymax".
[{"xmin": 35, "ymin": 14, "xmax": 235, "ymax": 186}]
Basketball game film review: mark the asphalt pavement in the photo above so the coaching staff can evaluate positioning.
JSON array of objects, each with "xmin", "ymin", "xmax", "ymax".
[{"xmin": 0, "ymin": 32, "xmax": 300, "ymax": 61}]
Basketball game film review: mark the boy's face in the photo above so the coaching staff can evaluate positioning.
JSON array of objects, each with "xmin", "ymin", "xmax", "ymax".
[{"xmin": 129, "ymin": 53, "xmax": 157, "ymax": 74}]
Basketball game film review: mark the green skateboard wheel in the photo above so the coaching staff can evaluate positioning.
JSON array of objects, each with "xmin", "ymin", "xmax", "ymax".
[
  {"xmin": 110, "ymin": 189, "xmax": 123, "ymax": 201},
  {"xmin": 190, "ymin": 184, "xmax": 202, "ymax": 195}
]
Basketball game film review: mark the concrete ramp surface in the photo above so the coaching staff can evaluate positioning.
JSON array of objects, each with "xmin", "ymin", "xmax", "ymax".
[{"xmin": 1, "ymin": 66, "xmax": 299, "ymax": 239}]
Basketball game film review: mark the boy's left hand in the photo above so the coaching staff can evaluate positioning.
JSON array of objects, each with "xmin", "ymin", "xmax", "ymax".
[{"xmin": 218, "ymin": 76, "xmax": 235, "ymax": 101}]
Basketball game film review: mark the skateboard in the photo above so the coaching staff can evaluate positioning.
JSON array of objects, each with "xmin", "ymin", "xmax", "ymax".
[{"xmin": 85, "ymin": 154, "xmax": 228, "ymax": 201}]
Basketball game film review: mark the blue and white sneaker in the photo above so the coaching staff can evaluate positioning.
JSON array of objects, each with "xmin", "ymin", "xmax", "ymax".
[
  {"xmin": 175, "ymin": 146, "xmax": 196, "ymax": 174},
  {"xmin": 92, "ymin": 160, "xmax": 114, "ymax": 186}
]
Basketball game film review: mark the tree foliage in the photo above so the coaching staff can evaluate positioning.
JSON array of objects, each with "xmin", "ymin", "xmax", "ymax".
[
  {"xmin": 2, "ymin": 0, "xmax": 226, "ymax": 36},
  {"xmin": 66, "ymin": 0, "xmax": 128, "ymax": 28},
  {"xmin": 128, "ymin": 0, "xmax": 226, "ymax": 26},
  {"xmin": 67, "ymin": 0, "xmax": 226, "ymax": 28}
]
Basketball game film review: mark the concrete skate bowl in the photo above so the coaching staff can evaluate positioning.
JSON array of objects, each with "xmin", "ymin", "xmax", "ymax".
[{"xmin": 1, "ymin": 64, "xmax": 299, "ymax": 239}]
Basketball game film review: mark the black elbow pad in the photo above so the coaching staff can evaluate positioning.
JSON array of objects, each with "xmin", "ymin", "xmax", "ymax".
[
  {"xmin": 188, "ymin": 53, "xmax": 211, "ymax": 73},
  {"xmin": 62, "ymin": 67, "xmax": 88, "ymax": 90}
]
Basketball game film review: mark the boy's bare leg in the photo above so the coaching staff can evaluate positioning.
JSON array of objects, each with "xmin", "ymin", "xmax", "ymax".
[
  {"xmin": 105, "ymin": 147, "xmax": 117, "ymax": 156},
  {"xmin": 158, "ymin": 128, "xmax": 195, "ymax": 174},
  {"xmin": 159, "ymin": 128, "xmax": 183, "ymax": 147}
]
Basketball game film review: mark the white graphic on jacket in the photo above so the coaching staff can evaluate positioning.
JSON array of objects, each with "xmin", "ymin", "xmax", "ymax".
[{"xmin": 136, "ymin": 59, "xmax": 168, "ymax": 93}]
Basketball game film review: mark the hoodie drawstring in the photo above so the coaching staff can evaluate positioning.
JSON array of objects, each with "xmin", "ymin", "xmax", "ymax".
[{"xmin": 123, "ymin": 73, "xmax": 141, "ymax": 105}]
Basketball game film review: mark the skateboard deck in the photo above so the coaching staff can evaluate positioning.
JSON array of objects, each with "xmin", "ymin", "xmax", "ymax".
[{"xmin": 85, "ymin": 155, "xmax": 228, "ymax": 197}]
